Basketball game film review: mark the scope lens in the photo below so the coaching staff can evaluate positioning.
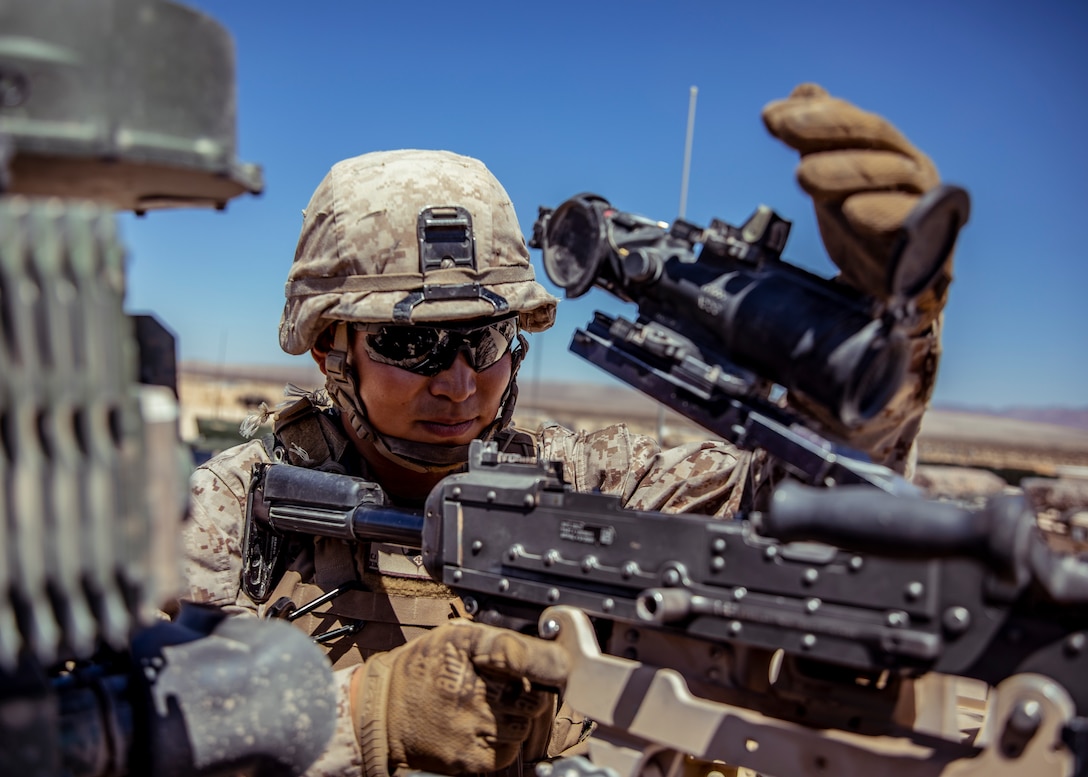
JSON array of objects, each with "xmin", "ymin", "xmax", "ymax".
[{"xmin": 541, "ymin": 197, "xmax": 607, "ymax": 299}]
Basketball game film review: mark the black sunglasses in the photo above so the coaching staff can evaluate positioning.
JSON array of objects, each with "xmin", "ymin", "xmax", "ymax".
[{"xmin": 353, "ymin": 316, "xmax": 519, "ymax": 376}]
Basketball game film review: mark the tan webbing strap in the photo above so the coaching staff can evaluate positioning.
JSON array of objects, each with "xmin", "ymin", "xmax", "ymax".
[
  {"xmin": 286, "ymin": 266, "xmax": 533, "ymax": 297},
  {"xmin": 272, "ymin": 397, "xmax": 350, "ymax": 468}
]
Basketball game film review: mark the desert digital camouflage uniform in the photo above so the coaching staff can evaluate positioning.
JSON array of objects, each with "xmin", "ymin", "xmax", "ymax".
[
  {"xmin": 181, "ymin": 98, "xmax": 953, "ymax": 777},
  {"xmin": 182, "ymin": 419, "xmax": 753, "ymax": 776}
]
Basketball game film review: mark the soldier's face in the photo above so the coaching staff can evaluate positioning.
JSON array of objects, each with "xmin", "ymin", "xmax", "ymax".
[{"xmin": 349, "ymin": 333, "xmax": 512, "ymax": 446}]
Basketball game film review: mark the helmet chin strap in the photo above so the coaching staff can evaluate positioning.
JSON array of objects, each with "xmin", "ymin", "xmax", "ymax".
[{"xmin": 322, "ymin": 322, "xmax": 526, "ymax": 475}]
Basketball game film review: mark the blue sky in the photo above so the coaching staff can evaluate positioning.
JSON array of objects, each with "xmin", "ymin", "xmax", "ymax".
[{"xmin": 120, "ymin": 0, "xmax": 1088, "ymax": 409}]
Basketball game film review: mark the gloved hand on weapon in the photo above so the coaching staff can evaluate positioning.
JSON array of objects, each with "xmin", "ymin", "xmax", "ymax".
[
  {"xmin": 762, "ymin": 84, "xmax": 956, "ymax": 471},
  {"xmin": 350, "ymin": 620, "xmax": 570, "ymax": 776}
]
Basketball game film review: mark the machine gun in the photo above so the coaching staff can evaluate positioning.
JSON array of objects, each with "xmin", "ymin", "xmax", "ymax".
[
  {"xmin": 0, "ymin": 1, "xmax": 335, "ymax": 774},
  {"xmin": 245, "ymin": 441, "xmax": 1088, "ymax": 776}
]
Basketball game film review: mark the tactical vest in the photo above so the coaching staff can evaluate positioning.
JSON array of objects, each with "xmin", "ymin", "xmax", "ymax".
[{"xmin": 249, "ymin": 398, "xmax": 588, "ymax": 768}]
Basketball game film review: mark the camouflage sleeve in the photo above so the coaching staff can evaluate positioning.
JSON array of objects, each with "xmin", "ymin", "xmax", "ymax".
[
  {"xmin": 180, "ymin": 439, "xmax": 268, "ymax": 612},
  {"xmin": 300, "ymin": 667, "xmax": 367, "ymax": 777},
  {"xmin": 183, "ymin": 440, "xmax": 371, "ymax": 775},
  {"xmin": 538, "ymin": 423, "xmax": 756, "ymax": 517}
]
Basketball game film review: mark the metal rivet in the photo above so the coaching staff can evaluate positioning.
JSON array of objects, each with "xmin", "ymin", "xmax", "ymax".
[
  {"xmin": 803, "ymin": 568, "xmax": 819, "ymax": 585},
  {"xmin": 905, "ymin": 581, "xmax": 924, "ymax": 600},
  {"xmin": 802, "ymin": 634, "xmax": 816, "ymax": 649},
  {"xmin": 943, "ymin": 606, "xmax": 971, "ymax": 634}
]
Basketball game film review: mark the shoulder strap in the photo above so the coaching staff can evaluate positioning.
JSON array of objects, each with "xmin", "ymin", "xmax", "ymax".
[
  {"xmin": 271, "ymin": 396, "xmax": 350, "ymax": 469},
  {"xmin": 242, "ymin": 397, "xmax": 348, "ymax": 603},
  {"xmin": 494, "ymin": 426, "xmax": 539, "ymax": 459}
]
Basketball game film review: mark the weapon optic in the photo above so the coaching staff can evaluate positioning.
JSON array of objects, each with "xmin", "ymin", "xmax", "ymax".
[{"xmin": 529, "ymin": 188, "xmax": 970, "ymax": 493}]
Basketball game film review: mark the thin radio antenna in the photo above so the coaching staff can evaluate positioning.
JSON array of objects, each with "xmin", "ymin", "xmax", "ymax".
[
  {"xmin": 678, "ymin": 86, "xmax": 698, "ymax": 219},
  {"xmin": 658, "ymin": 85, "xmax": 699, "ymax": 443}
]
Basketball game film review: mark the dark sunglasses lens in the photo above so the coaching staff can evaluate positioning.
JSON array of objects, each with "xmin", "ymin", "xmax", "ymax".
[
  {"xmin": 366, "ymin": 326, "xmax": 441, "ymax": 366},
  {"xmin": 463, "ymin": 319, "xmax": 516, "ymax": 370}
]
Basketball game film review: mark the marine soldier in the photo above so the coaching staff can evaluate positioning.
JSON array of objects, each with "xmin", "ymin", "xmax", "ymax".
[{"xmin": 180, "ymin": 83, "xmax": 954, "ymax": 777}]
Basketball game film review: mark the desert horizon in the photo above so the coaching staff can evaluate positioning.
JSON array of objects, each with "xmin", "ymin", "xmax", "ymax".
[{"xmin": 177, "ymin": 360, "xmax": 1088, "ymax": 479}]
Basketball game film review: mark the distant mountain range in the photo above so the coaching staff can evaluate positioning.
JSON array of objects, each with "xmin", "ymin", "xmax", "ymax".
[{"xmin": 934, "ymin": 404, "xmax": 1088, "ymax": 432}]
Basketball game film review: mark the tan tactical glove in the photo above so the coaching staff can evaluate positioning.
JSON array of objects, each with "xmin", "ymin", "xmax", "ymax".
[
  {"xmin": 762, "ymin": 84, "xmax": 957, "ymax": 474},
  {"xmin": 762, "ymin": 83, "xmax": 949, "ymax": 331},
  {"xmin": 351, "ymin": 620, "xmax": 569, "ymax": 777}
]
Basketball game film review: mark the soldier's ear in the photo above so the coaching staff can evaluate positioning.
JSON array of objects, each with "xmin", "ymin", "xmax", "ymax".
[{"xmin": 309, "ymin": 325, "xmax": 336, "ymax": 375}]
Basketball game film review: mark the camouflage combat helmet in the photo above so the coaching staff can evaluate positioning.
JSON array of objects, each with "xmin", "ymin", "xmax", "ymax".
[{"xmin": 279, "ymin": 149, "xmax": 557, "ymax": 472}]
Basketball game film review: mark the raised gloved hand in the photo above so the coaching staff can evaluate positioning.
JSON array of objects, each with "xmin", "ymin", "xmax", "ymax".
[
  {"xmin": 351, "ymin": 620, "xmax": 569, "ymax": 776},
  {"xmin": 762, "ymin": 83, "xmax": 949, "ymax": 329},
  {"xmin": 763, "ymin": 84, "xmax": 961, "ymax": 474}
]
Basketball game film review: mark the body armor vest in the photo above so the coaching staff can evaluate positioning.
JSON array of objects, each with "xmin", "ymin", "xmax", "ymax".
[{"xmin": 245, "ymin": 398, "xmax": 586, "ymax": 770}]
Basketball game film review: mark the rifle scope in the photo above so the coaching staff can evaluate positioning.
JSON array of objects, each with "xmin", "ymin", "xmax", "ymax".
[{"xmin": 535, "ymin": 187, "xmax": 969, "ymax": 427}]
